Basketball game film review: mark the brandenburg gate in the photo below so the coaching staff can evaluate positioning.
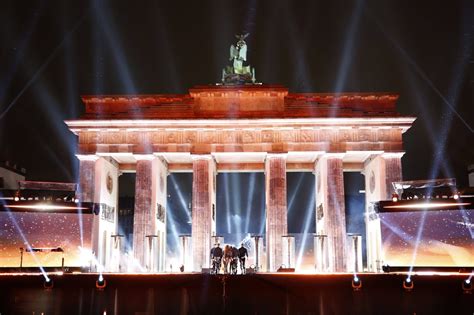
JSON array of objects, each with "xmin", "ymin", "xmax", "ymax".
[{"xmin": 65, "ymin": 36, "xmax": 415, "ymax": 273}]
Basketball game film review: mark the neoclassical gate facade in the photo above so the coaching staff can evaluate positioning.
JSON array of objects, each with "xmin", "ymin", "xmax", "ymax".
[{"xmin": 66, "ymin": 84, "xmax": 415, "ymax": 272}]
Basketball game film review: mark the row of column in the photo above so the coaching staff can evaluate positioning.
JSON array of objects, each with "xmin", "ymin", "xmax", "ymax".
[{"xmin": 78, "ymin": 152, "xmax": 402, "ymax": 273}]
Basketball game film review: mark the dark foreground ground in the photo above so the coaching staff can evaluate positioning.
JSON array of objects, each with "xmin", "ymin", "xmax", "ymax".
[{"xmin": 0, "ymin": 273, "xmax": 472, "ymax": 314}]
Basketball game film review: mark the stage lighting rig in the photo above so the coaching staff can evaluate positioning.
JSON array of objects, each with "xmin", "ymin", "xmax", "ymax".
[
  {"xmin": 44, "ymin": 278, "xmax": 54, "ymax": 290},
  {"xmin": 403, "ymin": 277, "xmax": 414, "ymax": 292},
  {"xmin": 352, "ymin": 276, "xmax": 362, "ymax": 291},
  {"xmin": 461, "ymin": 279, "xmax": 472, "ymax": 294},
  {"xmin": 391, "ymin": 194, "xmax": 399, "ymax": 202},
  {"xmin": 96, "ymin": 275, "xmax": 106, "ymax": 290}
]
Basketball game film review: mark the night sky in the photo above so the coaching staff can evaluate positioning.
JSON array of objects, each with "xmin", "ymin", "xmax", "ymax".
[
  {"xmin": 1, "ymin": 1, "xmax": 473, "ymax": 186},
  {"xmin": 1, "ymin": 1, "xmax": 473, "ymax": 268},
  {"xmin": 0, "ymin": 1, "xmax": 472, "ymax": 184}
]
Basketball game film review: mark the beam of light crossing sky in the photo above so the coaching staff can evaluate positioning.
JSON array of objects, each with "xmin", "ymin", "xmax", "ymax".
[
  {"xmin": 0, "ymin": 12, "xmax": 88, "ymax": 121},
  {"xmin": 169, "ymin": 175, "xmax": 191, "ymax": 223},
  {"xmin": 1, "ymin": 200, "xmax": 50, "ymax": 280},
  {"xmin": 295, "ymin": 188, "xmax": 315, "ymax": 270},
  {"xmin": 330, "ymin": 0, "xmax": 364, "ymax": 117},
  {"xmin": 244, "ymin": 173, "xmax": 256, "ymax": 233}
]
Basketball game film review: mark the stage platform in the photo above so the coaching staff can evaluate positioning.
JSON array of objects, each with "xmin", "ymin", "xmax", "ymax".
[{"xmin": 0, "ymin": 272, "xmax": 472, "ymax": 314}]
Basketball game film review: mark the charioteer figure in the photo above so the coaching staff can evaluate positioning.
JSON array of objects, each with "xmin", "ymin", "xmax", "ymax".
[{"xmin": 222, "ymin": 33, "xmax": 257, "ymax": 85}]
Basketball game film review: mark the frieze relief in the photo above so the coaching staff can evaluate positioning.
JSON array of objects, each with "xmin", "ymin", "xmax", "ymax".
[
  {"xmin": 156, "ymin": 204, "xmax": 165, "ymax": 223},
  {"xmin": 151, "ymin": 132, "xmax": 164, "ymax": 143},
  {"xmin": 78, "ymin": 128, "xmax": 403, "ymax": 152},
  {"xmin": 184, "ymin": 131, "xmax": 197, "ymax": 143},
  {"xmin": 279, "ymin": 130, "xmax": 295, "ymax": 142},
  {"xmin": 298, "ymin": 130, "xmax": 316, "ymax": 142},
  {"xmin": 338, "ymin": 129, "xmax": 353, "ymax": 142},
  {"xmin": 261, "ymin": 130, "xmax": 274, "ymax": 142},
  {"xmin": 242, "ymin": 130, "xmax": 257, "ymax": 143},
  {"xmin": 126, "ymin": 132, "xmax": 139, "ymax": 143},
  {"xmin": 316, "ymin": 203, "xmax": 324, "ymax": 221},
  {"xmin": 92, "ymin": 203, "xmax": 115, "ymax": 223},
  {"xmin": 199, "ymin": 131, "xmax": 217, "ymax": 143},
  {"xmin": 218, "ymin": 130, "xmax": 238, "ymax": 143}
]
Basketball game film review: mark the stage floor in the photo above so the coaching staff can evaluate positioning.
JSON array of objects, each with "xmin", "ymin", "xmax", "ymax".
[{"xmin": 0, "ymin": 272, "xmax": 472, "ymax": 314}]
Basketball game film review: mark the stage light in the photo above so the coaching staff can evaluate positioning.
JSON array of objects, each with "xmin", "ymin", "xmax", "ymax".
[
  {"xmin": 14, "ymin": 196, "xmax": 19, "ymax": 202},
  {"xmin": 462, "ymin": 279, "xmax": 472, "ymax": 293},
  {"xmin": 352, "ymin": 276, "xmax": 362, "ymax": 291},
  {"xmin": 453, "ymin": 193, "xmax": 459, "ymax": 200},
  {"xmin": 392, "ymin": 194, "xmax": 399, "ymax": 202},
  {"xmin": 44, "ymin": 277, "xmax": 54, "ymax": 290},
  {"xmin": 96, "ymin": 275, "xmax": 106, "ymax": 290},
  {"xmin": 385, "ymin": 202, "xmax": 470, "ymax": 209},
  {"xmin": 382, "ymin": 264, "xmax": 390, "ymax": 273},
  {"xmin": 403, "ymin": 277, "xmax": 414, "ymax": 291},
  {"xmin": 8, "ymin": 204, "xmax": 89, "ymax": 211},
  {"xmin": 74, "ymin": 198, "xmax": 79, "ymax": 203}
]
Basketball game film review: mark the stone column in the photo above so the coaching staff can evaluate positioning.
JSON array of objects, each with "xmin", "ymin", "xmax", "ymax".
[
  {"xmin": 77, "ymin": 155, "xmax": 118, "ymax": 272},
  {"xmin": 363, "ymin": 152, "xmax": 403, "ymax": 272},
  {"xmin": 77, "ymin": 155, "xmax": 99, "ymax": 202},
  {"xmin": 77, "ymin": 155, "xmax": 99, "ymax": 270},
  {"xmin": 191, "ymin": 155, "xmax": 216, "ymax": 271},
  {"xmin": 265, "ymin": 154, "xmax": 288, "ymax": 272},
  {"xmin": 314, "ymin": 154, "xmax": 347, "ymax": 272},
  {"xmin": 132, "ymin": 156, "xmax": 168, "ymax": 271}
]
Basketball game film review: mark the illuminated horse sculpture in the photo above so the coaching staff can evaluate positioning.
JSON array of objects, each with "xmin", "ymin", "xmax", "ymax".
[{"xmin": 222, "ymin": 34, "xmax": 256, "ymax": 84}]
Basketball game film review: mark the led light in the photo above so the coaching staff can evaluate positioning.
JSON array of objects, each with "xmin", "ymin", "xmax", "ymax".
[
  {"xmin": 385, "ymin": 202, "xmax": 470, "ymax": 209},
  {"xmin": 352, "ymin": 275, "xmax": 362, "ymax": 291},
  {"xmin": 8, "ymin": 204, "xmax": 89, "ymax": 211},
  {"xmin": 392, "ymin": 194, "xmax": 399, "ymax": 202},
  {"xmin": 453, "ymin": 193, "xmax": 459, "ymax": 200},
  {"xmin": 96, "ymin": 275, "xmax": 106, "ymax": 290},
  {"xmin": 44, "ymin": 278, "xmax": 54, "ymax": 290},
  {"xmin": 403, "ymin": 277, "xmax": 414, "ymax": 291},
  {"xmin": 14, "ymin": 196, "xmax": 20, "ymax": 202},
  {"xmin": 462, "ymin": 279, "xmax": 472, "ymax": 293}
]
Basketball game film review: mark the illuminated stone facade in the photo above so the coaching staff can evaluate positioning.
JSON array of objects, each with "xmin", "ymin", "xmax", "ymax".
[{"xmin": 67, "ymin": 84, "xmax": 415, "ymax": 272}]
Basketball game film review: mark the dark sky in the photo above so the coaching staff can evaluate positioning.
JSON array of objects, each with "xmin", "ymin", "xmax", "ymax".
[{"xmin": 0, "ymin": 0, "xmax": 473, "ymax": 186}]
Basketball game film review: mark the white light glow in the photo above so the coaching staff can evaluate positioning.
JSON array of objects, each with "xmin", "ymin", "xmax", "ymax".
[
  {"xmin": 384, "ymin": 202, "xmax": 470, "ymax": 209},
  {"xmin": 8, "ymin": 204, "xmax": 89, "ymax": 211}
]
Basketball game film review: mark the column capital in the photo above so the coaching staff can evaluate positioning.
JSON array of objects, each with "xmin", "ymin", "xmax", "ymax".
[
  {"xmin": 314, "ymin": 153, "xmax": 344, "ymax": 169},
  {"xmin": 76, "ymin": 154, "xmax": 99, "ymax": 161},
  {"xmin": 191, "ymin": 154, "xmax": 213, "ymax": 161},
  {"xmin": 152, "ymin": 154, "xmax": 169, "ymax": 168},
  {"xmin": 134, "ymin": 154, "xmax": 156, "ymax": 161},
  {"xmin": 265, "ymin": 153, "xmax": 288, "ymax": 161},
  {"xmin": 381, "ymin": 152, "xmax": 405, "ymax": 159},
  {"xmin": 323, "ymin": 152, "xmax": 345, "ymax": 159}
]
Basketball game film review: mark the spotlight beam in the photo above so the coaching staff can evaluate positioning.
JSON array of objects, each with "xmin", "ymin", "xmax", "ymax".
[
  {"xmin": 2, "ymin": 202, "xmax": 49, "ymax": 280},
  {"xmin": 93, "ymin": 3, "xmax": 138, "ymax": 96},
  {"xmin": 287, "ymin": 173, "xmax": 304, "ymax": 214},
  {"xmin": 170, "ymin": 176, "xmax": 191, "ymax": 223},
  {"xmin": 296, "ymin": 189, "xmax": 315, "ymax": 270},
  {"xmin": 367, "ymin": 5, "xmax": 473, "ymax": 133},
  {"xmin": 224, "ymin": 174, "xmax": 231, "ymax": 233},
  {"xmin": 330, "ymin": 0, "xmax": 364, "ymax": 117},
  {"xmin": 244, "ymin": 173, "xmax": 256, "ymax": 233},
  {"xmin": 369, "ymin": 7, "xmax": 474, "ymax": 273},
  {"xmin": 0, "ymin": 12, "xmax": 89, "ymax": 120},
  {"xmin": 0, "ymin": 4, "xmax": 42, "ymax": 105}
]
